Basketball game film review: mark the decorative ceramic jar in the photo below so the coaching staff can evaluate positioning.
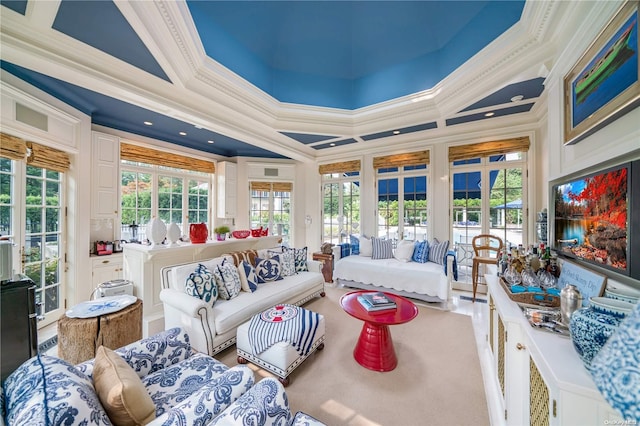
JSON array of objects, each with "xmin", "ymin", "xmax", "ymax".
[
  {"xmin": 166, "ymin": 222, "xmax": 181, "ymax": 247},
  {"xmin": 190, "ymin": 223, "xmax": 208, "ymax": 244},
  {"xmin": 604, "ymin": 286, "xmax": 640, "ymax": 305},
  {"xmin": 146, "ymin": 218, "xmax": 166, "ymax": 247},
  {"xmin": 569, "ymin": 296, "xmax": 634, "ymax": 371},
  {"xmin": 590, "ymin": 302, "xmax": 640, "ymax": 421}
]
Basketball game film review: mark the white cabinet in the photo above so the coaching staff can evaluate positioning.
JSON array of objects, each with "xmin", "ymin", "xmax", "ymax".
[
  {"xmin": 90, "ymin": 254, "xmax": 123, "ymax": 292},
  {"xmin": 217, "ymin": 161, "xmax": 237, "ymax": 218},
  {"xmin": 91, "ymin": 132, "xmax": 120, "ymax": 219},
  {"xmin": 484, "ymin": 275, "xmax": 623, "ymax": 426}
]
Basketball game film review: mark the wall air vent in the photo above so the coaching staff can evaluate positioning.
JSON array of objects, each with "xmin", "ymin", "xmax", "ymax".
[
  {"xmin": 15, "ymin": 103, "xmax": 48, "ymax": 131},
  {"xmin": 264, "ymin": 168, "xmax": 279, "ymax": 177}
]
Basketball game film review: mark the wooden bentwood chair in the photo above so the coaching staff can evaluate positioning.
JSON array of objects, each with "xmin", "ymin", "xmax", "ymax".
[{"xmin": 471, "ymin": 234, "xmax": 504, "ymax": 302}]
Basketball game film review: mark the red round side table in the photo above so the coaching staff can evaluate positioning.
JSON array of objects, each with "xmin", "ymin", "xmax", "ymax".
[{"xmin": 340, "ymin": 290, "xmax": 418, "ymax": 372}]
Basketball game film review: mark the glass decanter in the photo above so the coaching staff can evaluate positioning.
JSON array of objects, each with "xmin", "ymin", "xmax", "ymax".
[
  {"xmin": 521, "ymin": 256, "xmax": 541, "ymax": 288},
  {"xmin": 504, "ymin": 264, "xmax": 522, "ymax": 286}
]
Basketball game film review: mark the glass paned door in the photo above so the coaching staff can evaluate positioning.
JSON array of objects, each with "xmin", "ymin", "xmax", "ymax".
[
  {"xmin": 322, "ymin": 182, "xmax": 340, "ymax": 244},
  {"xmin": 403, "ymin": 175, "xmax": 428, "ymax": 241},
  {"xmin": 377, "ymin": 177, "xmax": 398, "ymax": 239},
  {"xmin": 452, "ymin": 171, "xmax": 482, "ymax": 245},
  {"xmin": 489, "ymin": 166, "xmax": 524, "ymax": 248},
  {"xmin": 23, "ymin": 165, "xmax": 64, "ymax": 327}
]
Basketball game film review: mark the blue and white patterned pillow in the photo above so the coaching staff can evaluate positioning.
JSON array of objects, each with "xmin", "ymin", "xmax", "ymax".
[
  {"xmin": 285, "ymin": 246, "xmax": 308, "ymax": 272},
  {"xmin": 213, "ymin": 258, "xmax": 242, "ymax": 300},
  {"xmin": 185, "ymin": 264, "xmax": 218, "ymax": 305},
  {"xmin": 269, "ymin": 249, "xmax": 295, "ymax": 276},
  {"xmin": 254, "ymin": 257, "xmax": 283, "ymax": 283},
  {"xmin": 350, "ymin": 235, "xmax": 360, "ymax": 255},
  {"xmin": 428, "ymin": 238, "xmax": 450, "ymax": 265},
  {"xmin": 412, "ymin": 240, "xmax": 430, "ymax": 263},
  {"xmin": 3, "ymin": 355, "xmax": 110, "ymax": 426},
  {"xmin": 237, "ymin": 260, "xmax": 258, "ymax": 292},
  {"xmin": 371, "ymin": 237, "xmax": 394, "ymax": 260}
]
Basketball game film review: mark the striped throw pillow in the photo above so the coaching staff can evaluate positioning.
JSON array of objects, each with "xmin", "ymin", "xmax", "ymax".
[
  {"xmin": 428, "ymin": 238, "xmax": 450, "ymax": 265},
  {"xmin": 371, "ymin": 237, "xmax": 394, "ymax": 260}
]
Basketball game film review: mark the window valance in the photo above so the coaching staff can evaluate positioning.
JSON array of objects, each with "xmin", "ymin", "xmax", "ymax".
[
  {"xmin": 373, "ymin": 150, "xmax": 430, "ymax": 169},
  {"xmin": 448, "ymin": 137, "xmax": 530, "ymax": 162},
  {"xmin": 318, "ymin": 160, "xmax": 361, "ymax": 175},
  {"xmin": 250, "ymin": 181, "xmax": 293, "ymax": 192},
  {"xmin": 120, "ymin": 142, "xmax": 215, "ymax": 174},
  {"xmin": 1, "ymin": 132, "xmax": 70, "ymax": 172},
  {"xmin": 0, "ymin": 132, "xmax": 27, "ymax": 161}
]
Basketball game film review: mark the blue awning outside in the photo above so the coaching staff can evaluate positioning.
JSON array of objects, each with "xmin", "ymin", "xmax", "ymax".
[
  {"xmin": 494, "ymin": 199, "xmax": 522, "ymax": 209},
  {"xmin": 378, "ymin": 170, "xmax": 501, "ymax": 201}
]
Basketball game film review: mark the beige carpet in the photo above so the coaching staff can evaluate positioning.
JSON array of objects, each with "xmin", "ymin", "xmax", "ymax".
[{"xmin": 217, "ymin": 286, "xmax": 489, "ymax": 426}]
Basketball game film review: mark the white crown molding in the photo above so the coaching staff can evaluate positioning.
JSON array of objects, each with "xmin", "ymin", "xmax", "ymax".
[{"xmin": 1, "ymin": 0, "xmax": 575, "ymax": 162}]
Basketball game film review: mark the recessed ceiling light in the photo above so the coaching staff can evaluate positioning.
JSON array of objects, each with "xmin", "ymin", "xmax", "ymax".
[
  {"xmin": 484, "ymin": 112, "xmax": 495, "ymax": 117},
  {"xmin": 510, "ymin": 95, "xmax": 524, "ymax": 102},
  {"xmin": 207, "ymin": 140, "xmax": 214, "ymax": 144},
  {"xmin": 393, "ymin": 130, "xmax": 401, "ymax": 135},
  {"xmin": 330, "ymin": 143, "xmax": 336, "ymax": 146},
  {"xmin": 144, "ymin": 121, "xmax": 153, "ymax": 126},
  {"xmin": 194, "ymin": 125, "xmax": 203, "ymax": 129},
  {"xmin": 179, "ymin": 131, "xmax": 187, "ymax": 136}
]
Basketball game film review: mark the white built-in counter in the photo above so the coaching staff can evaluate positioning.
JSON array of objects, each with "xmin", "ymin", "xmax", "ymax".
[
  {"xmin": 484, "ymin": 274, "xmax": 622, "ymax": 425},
  {"xmin": 123, "ymin": 236, "xmax": 282, "ymax": 336}
]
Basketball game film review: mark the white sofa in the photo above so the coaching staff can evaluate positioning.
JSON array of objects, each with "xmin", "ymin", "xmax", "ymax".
[
  {"xmin": 160, "ymin": 250, "xmax": 325, "ymax": 356},
  {"xmin": 334, "ymin": 245, "xmax": 455, "ymax": 310}
]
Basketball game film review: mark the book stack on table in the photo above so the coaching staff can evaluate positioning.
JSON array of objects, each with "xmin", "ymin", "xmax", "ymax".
[{"xmin": 357, "ymin": 292, "xmax": 397, "ymax": 312}]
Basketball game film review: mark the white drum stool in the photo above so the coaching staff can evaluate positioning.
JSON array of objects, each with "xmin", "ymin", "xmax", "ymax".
[{"xmin": 236, "ymin": 305, "xmax": 325, "ymax": 386}]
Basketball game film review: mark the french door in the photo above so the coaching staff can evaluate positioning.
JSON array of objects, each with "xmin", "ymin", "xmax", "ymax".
[{"xmin": 0, "ymin": 158, "xmax": 65, "ymax": 327}]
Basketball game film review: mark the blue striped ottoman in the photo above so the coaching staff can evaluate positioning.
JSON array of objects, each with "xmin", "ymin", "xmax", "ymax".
[{"xmin": 236, "ymin": 304, "xmax": 325, "ymax": 386}]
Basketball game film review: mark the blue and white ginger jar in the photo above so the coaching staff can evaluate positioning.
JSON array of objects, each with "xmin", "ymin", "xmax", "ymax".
[
  {"xmin": 569, "ymin": 296, "xmax": 634, "ymax": 371},
  {"xmin": 590, "ymin": 301, "xmax": 640, "ymax": 422}
]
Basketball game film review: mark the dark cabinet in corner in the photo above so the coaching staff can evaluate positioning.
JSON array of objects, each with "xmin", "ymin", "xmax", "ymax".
[{"xmin": 1, "ymin": 275, "xmax": 38, "ymax": 383}]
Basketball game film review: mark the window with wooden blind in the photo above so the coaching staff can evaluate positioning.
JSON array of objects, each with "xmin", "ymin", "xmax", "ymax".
[
  {"xmin": 0, "ymin": 132, "xmax": 68, "ymax": 326},
  {"xmin": 249, "ymin": 181, "xmax": 293, "ymax": 244},
  {"xmin": 449, "ymin": 137, "xmax": 528, "ymax": 260},
  {"xmin": 1, "ymin": 132, "xmax": 71, "ymax": 173},
  {"xmin": 120, "ymin": 148, "xmax": 212, "ymax": 242},
  {"xmin": 375, "ymin": 159, "xmax": 429, "ymax": 242},
  {"xmin": 318, "ymin": 159, "xmax": 361, "ymax": 177},
  {"xmin": 448, "ymin": 137, "xmax": 529, "ymax": 163},
  {"xmin": 120, "ymin": 142, "xmax": 215, "ymax": 174}
]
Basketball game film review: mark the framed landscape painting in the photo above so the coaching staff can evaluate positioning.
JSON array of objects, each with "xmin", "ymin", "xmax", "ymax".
[{"xmin": 564, "ymin": 1, "xmax": 640, "ymax": 145}]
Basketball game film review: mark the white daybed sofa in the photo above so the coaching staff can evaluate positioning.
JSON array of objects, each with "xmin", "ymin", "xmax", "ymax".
[
  {"xmin": 334, "ymin": 239, "xmax": 455, "ymax": 310},
  {"xmin": 160, "ymin": 249, "xmax": 325, "ymax": 356}
]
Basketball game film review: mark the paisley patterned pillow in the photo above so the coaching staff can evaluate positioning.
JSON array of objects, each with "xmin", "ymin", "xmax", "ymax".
[
  {"xmin": 3, "ymin": 355, "xmax": 110, "ymax": 426},
  {"xmin": 254, "ymin": 257, "xmax": 283, "ymax": 283},
  {"xmin": 283, "ymin": 246, "xmax": 308, "ymax": 272},
  {"xmin": 185, "ymin": 264, "xmax": 218, "ymax": 305},
  {"xmin": 213, "ymin": 258, "xmax": 242, "ymax": 300},
  {"xmin": 270, "ymin": 249, "xmax": 296, "ymax": 276}
]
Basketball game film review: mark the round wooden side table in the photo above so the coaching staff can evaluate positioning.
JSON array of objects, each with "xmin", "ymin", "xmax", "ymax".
[{"xmin": 57, "ymin": 299, "xmax": 142, "ymax": 364}]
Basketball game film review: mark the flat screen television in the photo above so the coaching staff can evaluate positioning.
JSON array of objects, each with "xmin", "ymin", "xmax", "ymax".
[{"xmin": 550, "ymin": 159, "xmax": 640, "ymax": 282}]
